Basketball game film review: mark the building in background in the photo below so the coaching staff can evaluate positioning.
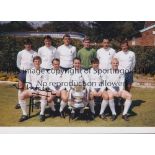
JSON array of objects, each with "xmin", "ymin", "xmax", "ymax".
[{"xmin": 129, "ymin": 21, "xmax": 155, "ymax": 46}]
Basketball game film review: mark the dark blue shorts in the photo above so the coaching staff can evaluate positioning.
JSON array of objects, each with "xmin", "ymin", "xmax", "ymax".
[
  {"xmin": 125, "ymin": 71, "xmax": 133, "ymax": 85},
  {"xmin": 113, "ymin": 86, "xmax": 120, "ymax": 92},
  {"xmin": 60, "ymin": 66, "xmax": 71, "ymax": 72},
  {"xmin": 18, "ymin": 70, "xmax": 27, "ymax": 83},
  {"xmin": 94, "ymin": 88, "xmax": 101, "ymax": 92}
]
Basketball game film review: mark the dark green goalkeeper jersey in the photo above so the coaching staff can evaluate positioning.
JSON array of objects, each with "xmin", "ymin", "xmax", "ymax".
[{"xmin": 77, "ymin": 47, "xmax": 96, "ymax": 69}]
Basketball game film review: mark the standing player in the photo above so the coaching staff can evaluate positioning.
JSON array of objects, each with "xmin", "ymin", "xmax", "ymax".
[
  {"xmin": 18, "ymin": 56, "xmax": 49, "ymax": 122},
  {"xmin": 97, "ymin": 38, "xmax": 116, "ymax": 70},
  {"xmin": 56, "ymin": 34, "xmax": 76, "ymax": 71},
  {"xmin": 16, "ymin": 39, "xmax": 37, "ymax": 109},
  {"xmin": 89, "ymin": 58, "xmax": 109, "ymax": 119},
  {"xmin": 38, "ymin": 35, "xmax": 56, "ymax": 69},
  {"xmin": 47, "ymin": 58, "xmax": 68, "ymax": 118},
  {"xmin": 106, "ymin": 58, "xmax": 132, "ymax": 121},
  {"xmin": 77, "ymin": 37, "xmax": 96, "ymax": 70},
  {"xmin": 114, "ymin": 40, "xmax": 136, "ymax": 92}
]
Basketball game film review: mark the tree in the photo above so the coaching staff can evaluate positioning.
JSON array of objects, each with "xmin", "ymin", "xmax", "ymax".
[
  {"xmin": 40, "ymin": 21, "xmax": 87, "ymax": 33},
  {"xmin": 88, "ymin": 21, "xmax": 145, "ymax": 41},
  {"xmin": 0, "ymin": 21, "xmax": 34, "ymax": 32}
]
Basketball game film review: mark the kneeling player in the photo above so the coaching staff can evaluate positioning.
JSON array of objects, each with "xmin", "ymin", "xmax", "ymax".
[
  {"xmin": 47, "ymin": 58, "xmax": 68, "ymax": 118},
  {"xmin": 18, "ymin": 56, "xmax": 48, "ymax": 122},
  {"xmin": 89, "ymin": 58, "xmax": 109, "ymax": 119},
  {"xmin": 106, "ymin": 58, "xmax": 132, "ymax": 121}
]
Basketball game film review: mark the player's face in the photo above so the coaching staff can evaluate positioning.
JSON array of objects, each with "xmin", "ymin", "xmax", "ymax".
[
  {"xmin": 83, "ymin": 40, "xmax": 90, "ymax": 48},
  {"xmin": 24, "ymin": 44, "xmax": 32, "ymax": 51},
  {"xmin": 52, "ymin": 60, "xmax": 60, "ymax": 70},
  {"xmin": 34, "ymin": 59, "xmax": 41, "ymax": 69},
  {"xmin": 44, "ymin": 39, "xmax": 51, "ymax": 47},
  {"xmin": 111, "ymin": 60, "xmax": 119, "ymax": 70},
  {"xmin": 121, "ymin": 43, "xmax": 128, "ymax": 52},
  {"xmin": 63, "ymin": 37, "xmax": 71, "ymax": 46},
  {"xmin": 92, "ymin": 62, "xmax": 99, "ymax": 69},
  {"xmin": 102, "ymin": 39, "xmax": 110, "ymax": 49},
  {"xmin": 73, "ymin": 60, "xmax": 81, "ymax": 69}
]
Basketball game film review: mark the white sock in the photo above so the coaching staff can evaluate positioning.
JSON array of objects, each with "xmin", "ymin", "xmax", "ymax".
[
  {"xmin": 89, "ymin": 100, "xmax": 95, "ymax": 114},
  {"xmin": 19, "ymin": 100, "xmax": 27, "ymax": 115},
  {"xmin": 49, "ymin": 101, "xmax": 56, "ymax": 111},
  {"xmin": 123, "ymin": 99, "xmax": 132, "ymax": 115},
  {"xmin": 109, "ymin": 99, "xmax": 116, "ymax": 115},
  {"xmin": 40, "ymin": 99, "xmax": 47, "ymax": 115},
  {"xmin": 99, "ymin": 100, "xmax": 108, "ymax": 115},
  {"xmin": 18, "ymin": 90, "xmax": 23, "ymax": 103},
  {"xmin": 59, "ymin": 100, "xmax": 67, "ymax": 112}
]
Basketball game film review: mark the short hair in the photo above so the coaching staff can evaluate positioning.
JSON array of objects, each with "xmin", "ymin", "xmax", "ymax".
[
  {"xmin": 111, "ymin": 58, "xmax": 119, "ymax": 63},
  {"xmin": 63, "ymin": 34, "xmax": 71, "ymax": 39},
  {"xmin": 33, "ymin": 56, "xmax": 42, "ymax": 62},
  {"xmin": 120, "ymin": 40, "xmax": 129, "ymax": 46},
  {"xmin": 103, "ymin": 38, "xmax": 110, "ymax": 42},
  {"xmin": 52, "ymin": 58, "xmax": 60, "ymax": 63},
  {"xmin": 24, "ymin": 38, "xmax": 32, "ymax": 45},
  {"xmin": 73, "ymin": 57, "xmax": 81, "ymax": 63},
  {"xmin": 44, "ymin": 35, "xmax": 52, "ymax": 41},
  {"xmin": 91, "ymin": 58, "xmax": 99, "ymax": 64},
  {"xmin": 83, "ymin": 36, "xmax": 90, "ymax": 42}
]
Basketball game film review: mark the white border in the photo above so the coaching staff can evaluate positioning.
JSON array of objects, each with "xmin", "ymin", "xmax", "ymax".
[
  {"xmin": 0, "ymin": 0, "xmax": 155, "ymax": 21},
  {"xmin": 0, "ymin": 0, "xmax": 155, "ymax": 136},
  {"xmin": 0, "ymin": 127, "xmax": 154, "ymax": 134}
]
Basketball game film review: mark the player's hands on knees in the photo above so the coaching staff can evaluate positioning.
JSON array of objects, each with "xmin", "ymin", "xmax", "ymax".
[
  {"xmin": 36, "ymin": 91, "xmax": 40, "ymax": 96},
  {"xmin": 114, "ymin": 91, "xmax": 120, "ymax": 97},
  {"xmin": 56, "ymin": 91, "xmax": 61, "ymax": 96},
  {"xmin": 118, "ymin": 91, "xmax": 122, "ymax": 97},
  {"xmin": 93, "ymin": 91, "xmax": 98, "ymax": 96},
  {"xmin": 52, "ymin": 91, "xmax": 57, "ymax": 95},
  {"xmin": 97, "ymin": 91, "xmax": 102, "ymax": 97}
]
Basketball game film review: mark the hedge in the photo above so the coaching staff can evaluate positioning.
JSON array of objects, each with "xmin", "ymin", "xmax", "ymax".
[{"xmin": 0, "ymin": 36, "xmax": 155, "ymax": 75}]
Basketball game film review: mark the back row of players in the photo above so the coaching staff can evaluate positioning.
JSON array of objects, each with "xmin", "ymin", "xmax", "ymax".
[{"xmin": 16, "ymin": 34, "xmax": 136, "ymax": 122}]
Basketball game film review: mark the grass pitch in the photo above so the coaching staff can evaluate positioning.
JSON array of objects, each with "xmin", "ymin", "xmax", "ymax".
[{"xmin": 0, "ymin": 84, "xmax": 155, "ymax": 127}]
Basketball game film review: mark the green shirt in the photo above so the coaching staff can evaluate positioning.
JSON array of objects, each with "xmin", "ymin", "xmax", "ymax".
[{"xmin": 77, "ymin": 47, "xmax": 96, "ymax": 69}]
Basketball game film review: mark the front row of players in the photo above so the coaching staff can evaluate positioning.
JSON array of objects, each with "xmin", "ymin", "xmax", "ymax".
[{"xmin": 18, "ymin": 56, "xmax": 132, "ymax": 122}]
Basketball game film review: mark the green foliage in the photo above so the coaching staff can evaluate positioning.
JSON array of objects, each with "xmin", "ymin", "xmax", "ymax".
[
  {"xmin": 89, "ymin": 21, "xmax": 145, "ymax": 41},
  {"xmin": 0, "ymin": 21, "xmax": 34, "ymax": 32},
  {"xmin": 109, "ymin": 42, "xmax": 155, "ymax": 75},
  {"xmin": 0, "ymin": 36, "xmax": 82, "ymax": 73},
  {"xmin": 131, "ymin": 46, "xmax": 155, "ymax": 75},
  {"xmin": 0, "ymin": 35, "xmax": 155, "ymax": 75},
  {"xmin": 0, "ymin": 21, "xmax": 145, "ymax": 42},
  {"xmin": 39, "ymin": 21, "xmax": 86, "ymax": 33}
]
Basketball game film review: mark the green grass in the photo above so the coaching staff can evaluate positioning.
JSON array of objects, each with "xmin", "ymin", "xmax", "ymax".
[{"xmin": 0, "ymin": 84, "xmax": 155, "ymax": 127}]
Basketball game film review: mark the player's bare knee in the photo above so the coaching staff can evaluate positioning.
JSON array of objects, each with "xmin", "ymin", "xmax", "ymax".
[
  {"xmin": 89, "ymin": 93, "xmax": 94, "ymax": 100},
  {"xmin": 108, "ymin": 94, "xmax": 113, "ymax": 100},
  {"xmin": 47, "ymin": 97, "xmax": 52, "ymax": 102},
  {"xmin": 61, "ymin": 96, "xmax": 68, "ymax": 102},
  {"xmin": 102, "ymin": 93, "xmax": 109, "ymax": 100},
  {"xmin": 127, "ymin": 93, "xmax": 132, "ymax": 100},
  {"xmin": 41, "ymin": 95, "xmax": 46, "ymax": 100},
  {"xmin": 20, "ymin": 92, "xmax": 26, "ymax": 100}
]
